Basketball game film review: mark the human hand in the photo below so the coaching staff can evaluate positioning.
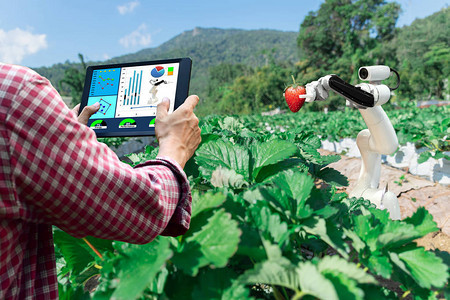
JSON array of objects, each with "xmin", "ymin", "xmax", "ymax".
[
  {"xmin": 72, "ymin": 102, "xmax": 101, "ymax": 125},
  {"xmin": 155, "ymin": 96, "xmax": 201, "ymax": 169}
]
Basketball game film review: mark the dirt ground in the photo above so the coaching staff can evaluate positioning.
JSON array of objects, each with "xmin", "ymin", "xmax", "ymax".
[{"xmin": 319, "ymin": 149, "xmax": 450, "ymax": 252}]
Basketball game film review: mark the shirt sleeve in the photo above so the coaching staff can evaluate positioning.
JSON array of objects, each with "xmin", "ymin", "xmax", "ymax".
[{"xmin": 7, "ymin": 67, "xmax": 192, "ymax": 243}]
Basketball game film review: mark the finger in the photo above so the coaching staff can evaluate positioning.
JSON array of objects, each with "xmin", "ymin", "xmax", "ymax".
[
  {"xmin": 181, "ymin": 95, "xmax": 200, "ymax": 110},
  {"xmin": 78, "ymin": 102, "xmax": 100, "ymax": 125},
  {"xmin": 72, "ymin": 104, "xmax": 81, "ymax": 115},
  {"xmin": 156, "ymin": 97, "xmax": 170, "ymax": 120}
]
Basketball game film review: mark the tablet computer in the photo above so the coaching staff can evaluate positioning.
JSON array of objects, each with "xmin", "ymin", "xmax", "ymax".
[{"xmin": 79, "ymin": 57, "xmax": 192, "ymax": 137}]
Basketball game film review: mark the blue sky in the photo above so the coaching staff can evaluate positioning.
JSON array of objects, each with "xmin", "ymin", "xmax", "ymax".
[{"xmin": 0, "ymin": 0, "xmax": 448, "ymax": 68}]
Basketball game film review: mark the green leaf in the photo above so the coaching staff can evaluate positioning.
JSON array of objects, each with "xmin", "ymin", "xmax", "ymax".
[
  {"xmin": 352, "ymin": 214, "xmax": 382, "ymax": 252},
  {"xmin": 418, "ymin": 151, "xmax": 432, "ymax": 164},
  {"xmin": 302, "ymin": 217, "xmax": 348, "ymax": 258},
  {"xmin": 298, "ymin": 262, "xmax": 339, "ymax": 300},
  {"xmin": 255, "ymin": 158, "xmax": 308, "ymax": 183},
  {"xmin": 397, "ymin": 247, "xmax": 449, "ymax": 289},
  {"xmin": 250, "ymin": 139, "xmax": 297, "ymax": 179},
  {"xmin": 195, "ymin": 139, "xmax": 250, "ymax": 180},
  {"xmin": 210, "ymin": 166, "xmax": 249, "ymax": 189},
  {"xmin": 192, "ymin": 269, "xmax": 252, "ymax": 300},
  {"xmin": 172, "ymin": 209, "xmax": 241, "ymax": 275},
  {"xmin": 191, "ymin": 191, "xmax": 227, "ymax": 218},
  {"xmin": 58, "ymin": 283, "xmax": 90, "ymax": 300},
  {"xmin": 258, "ymin": 185, "xmax": 293, "ymax": 219},
  {"xmin": 53, "ymin": 231, "xmax": 96, "ymax": 279},
  {"xmin": 148, "ymin": 268, "xmax": 168, "ymax": 295},
  {"xmin": 238, "ymin": 256, "xmax": 302, "ymax": 292},
  {"xmin": 403, "ymin": 207, "xmax": 439, "ymax": 237},
  {"xmin": 319, "ymin": 154, "xmax": 341, "ymax": 166},
  {"xmin": 250, "ymin": 205, "xmax": 288, "ymax": 244},
  {"xmin": 317, "ymin": 167, "xmax": 349, "ymax": 186},
  {"xmin": 219, "ymin": 116, "xmax": 245, "ymax": 133},
  {"xmin": 366, "ymin": 252, "xmax": 393, "ymax": 278},
  {"xmin": 318, "ymin": 256, "xmax": 376, "ymax": 284},
  {"xmin": 377, "ymin": 221, "xmax": 418, "ymax": 249},
  {"xmin": 111, "ymin": 238, "xmax": 172, "ymax": 300},
  {"xmin": 271, "ymin": 169, "xmax": 314, "ymax": 215},
  {"xmin": 322, "ymin": 272, "xmax": 365, "ymax": 300}
]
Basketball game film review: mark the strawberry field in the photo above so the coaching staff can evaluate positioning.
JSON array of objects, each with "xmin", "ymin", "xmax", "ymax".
[{"xmin": 55, "ymin": 103, "xmax": 449, "ymax": 300}]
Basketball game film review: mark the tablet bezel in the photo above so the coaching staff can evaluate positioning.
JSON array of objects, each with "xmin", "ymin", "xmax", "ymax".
[{"xmin": 78, "ymin": 57, "xmax": 192, "ymax": 137}]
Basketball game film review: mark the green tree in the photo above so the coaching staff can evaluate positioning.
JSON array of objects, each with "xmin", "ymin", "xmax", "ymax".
[
  {"xmin": 298, "ymin": 0, "xmax": 400, "ymax": 74},
  {"xmin": 423, "ymin": 42, "xmax": 450, "ymax": 99},
  {"xmin": 391, "ymin": 7, "xmax": 449, "ymax": 100},
  {"xmin": 59, "ymin": 54, "xmax": 87, "ymax": 107},
  {"xmin": 205, "ymin": 61, "xmax": 292, "ymax": 115}
]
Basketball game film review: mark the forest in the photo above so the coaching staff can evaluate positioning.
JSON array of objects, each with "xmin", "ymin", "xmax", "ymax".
[{"xmin": 34, "ymin": 1, "xmax": 449, "ymax": 116}]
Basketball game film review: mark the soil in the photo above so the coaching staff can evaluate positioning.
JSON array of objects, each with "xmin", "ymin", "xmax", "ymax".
[{"xmin": 318, "ymin": 149, "xmax": 450, "ymax": 252}]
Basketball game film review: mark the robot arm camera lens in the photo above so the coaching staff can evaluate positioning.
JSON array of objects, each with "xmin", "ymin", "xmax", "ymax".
[
  {"xmin": 358, "ymin": 65, "xmax": 391, "ymax": 82},
  {"xmin": 359, "ymin": 68, "xmax": 369, "ymax": 80}
]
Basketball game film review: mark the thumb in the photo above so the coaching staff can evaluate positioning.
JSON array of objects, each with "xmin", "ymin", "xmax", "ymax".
[
  {"xmin": 78, "ymin": 102, "xmax": 100, "ymax": 125},
  {"xmin": 156, "ymin": 97, "xmax": 170, "ymax": 119}
]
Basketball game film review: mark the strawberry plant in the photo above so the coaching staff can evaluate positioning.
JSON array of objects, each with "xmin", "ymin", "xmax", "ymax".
[{"xmin": 55, "ymin": 114, "xmax": 449, "ymax": 299}]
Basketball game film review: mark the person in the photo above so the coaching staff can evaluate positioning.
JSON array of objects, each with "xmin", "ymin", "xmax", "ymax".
[{"xmin": 0, "ymin": 63, "xmax": 201, "ymax": 299}]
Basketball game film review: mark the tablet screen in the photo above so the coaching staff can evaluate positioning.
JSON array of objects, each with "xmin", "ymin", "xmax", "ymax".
[{"xmin": 80, "ymin": 58, "xmax": 191, "ymax": 137}]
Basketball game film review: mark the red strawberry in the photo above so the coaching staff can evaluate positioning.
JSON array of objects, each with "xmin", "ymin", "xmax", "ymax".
[{"xmin": 284, "ymin": 76, "xmax": 306, "ymax": 112}]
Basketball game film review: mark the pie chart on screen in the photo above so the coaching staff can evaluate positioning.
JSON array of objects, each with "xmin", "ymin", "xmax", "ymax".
[{"xmin": 151, "ymin": 66, "xmax": 165, "ymax": 78}]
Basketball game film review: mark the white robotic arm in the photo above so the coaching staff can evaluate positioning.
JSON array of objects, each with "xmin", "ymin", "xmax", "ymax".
[{"xmin": 301, "ymin": 66, "xmax": 401, "ymax": 220}]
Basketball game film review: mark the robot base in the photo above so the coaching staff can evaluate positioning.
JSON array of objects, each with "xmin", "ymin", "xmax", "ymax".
[{"xmin": 350, "ymin": 188, "xmax": 401, "ymax": 220}]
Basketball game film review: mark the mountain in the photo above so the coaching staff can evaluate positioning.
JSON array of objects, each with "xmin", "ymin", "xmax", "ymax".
[{"xmin": 33, "ymin": 27, "xmax": 299, "ymax": 98}]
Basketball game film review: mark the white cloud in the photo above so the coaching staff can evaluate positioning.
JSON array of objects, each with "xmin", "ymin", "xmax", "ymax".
[
  {"xmin": 119, "ymin": 24, "xmax": 151, "ymax": 48},
  {"xmin": 0, "ymin": 28, "xmax": 47, "ymax": 64},
  {"xmin": 118, "ymin": 1, "xmax": 140, "ymax": 15}
]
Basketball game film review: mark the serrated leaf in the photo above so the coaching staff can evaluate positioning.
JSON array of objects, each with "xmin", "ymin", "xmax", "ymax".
[
  {"xmin": 367, "ymin": 253, "xmax": 393, "ymax": 278},
  {"xmin": 195, "ymin": 139, "xmax": 250, "ymax": 180},
  {"xmin": 418, "ymin": 151, "xmax": 432, "ymax": 164},
  {"xmin": 317, "ymin": 167, "xmax": 349, "ymax": 186},
  {"xmin": 343, "ymin": 228, "xmax": 366, "ymax": 253},
  {"xmin": 397, "ymin": 247, "xmax": 449, "ymax": 289},
  {"xmin": 219, "ymin": 116, "xmax": 244, "ymax": 133},
  {"xmin": 352, "ymin": 214, "xmax": 382, "ymax": 252},
  {"xmin": 302, "ymin": 216, "xmax": 348, "ymax": 259},
  {"xmin": 255, "ymin": 158, "xmax": 308, "ymax": 183},
  {"xmin": 272, "ymin": 170, "xmax": 314, "ymax": 215},
  {"xmin": 192, "ymin": 269, "xmax": 251, "ymax": 300},
  {"xmin": 191, "ymin": 191, "xmax": 227, "ymax": 218},
  {"xmin": 53, "ymin": 231, "xmax": 98, "ymax": 279},
  {"xmin": 238, "ymin": 257, "xmax": 302, "ymax": 292},
  {"xmin": 250, "ymin": 205, "xmax": 288, "ymax": 244},
  {"xmin": 303, "ymin": 134, "xmax": 322, "ymax": 149},
  {"xmin": 403, "ymin": 207, "xmax": 439, "ymax": 237},
  {"xmin": 377, "ymin": 221, "xmax": 418, "ymax": 249},
  {"xmin": 318, "ymin": 256, "xmax": 376, "ymax": 284},
  {"xmin": 172, "ymin": 209, "xmax": 241, "ymax": 275},
  {"xmin": 319, "ymin": 154, "xmax": 341, "ymax": 165},
  {"xmin": 322, "ymin": 272, "xmax": 364, "ymax": 300},
  {"xmin": 259, "ymin": 185, "xmax": 295, "ymax": 220},
  {"xmin": 210, "ymin": 166, "xmax": 249, "ymax": 189},
  {"xmin": 298, "ymin": 262, "xmax": 339, "ymax": 300},
  {"xmin": 111, "ymin": 238, "xmax": 172, "ymax": 300},
  {"xmin": 251, "ymin": 139, "xmax": 298, "ymax": 179},
  {"xmin": 148, "ymin": 268, "xmax": 168, "ymax": 294}
]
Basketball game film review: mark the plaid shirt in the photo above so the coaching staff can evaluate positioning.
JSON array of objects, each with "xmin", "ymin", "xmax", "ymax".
[{"xmin": 0, "ymin": 64, "xmax": 192, "ymax": 299}]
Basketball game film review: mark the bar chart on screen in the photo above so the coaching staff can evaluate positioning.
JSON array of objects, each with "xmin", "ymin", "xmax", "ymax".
[{"xmin": 116, "ymin": 66, "xmax": 156, "ymax": 117}]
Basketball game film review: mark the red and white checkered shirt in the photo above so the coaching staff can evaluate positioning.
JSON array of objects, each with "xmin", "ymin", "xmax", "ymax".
[{"xmin": 0, "ymin": 63, "xmax": 192, "ymax": 299}]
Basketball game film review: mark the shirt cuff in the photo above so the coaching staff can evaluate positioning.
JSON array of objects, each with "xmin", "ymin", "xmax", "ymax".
[{"xmin": 135, "ymin": 156, "xmax": 192, "ymax": 237}]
